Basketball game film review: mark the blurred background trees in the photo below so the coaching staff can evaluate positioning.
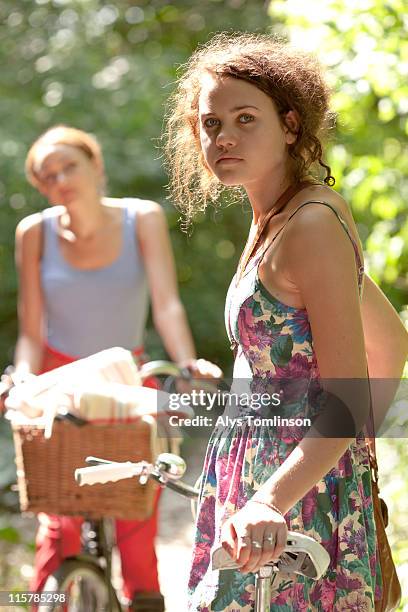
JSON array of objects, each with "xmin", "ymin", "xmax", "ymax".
[
  {"xmin": 0, "ymin": 0, "xmax": 407, "ymax": 605},
  {"xmin": 269, "ymin": 0, "xmax": 408, "ymax": 315},
  {"xmin": 0, "ymin": 0, "xmax": 407, "ymax": 369}
]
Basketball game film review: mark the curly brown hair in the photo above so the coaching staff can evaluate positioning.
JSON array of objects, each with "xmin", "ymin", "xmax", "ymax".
[{"xmin": 164, "ymin": 32, "xmax": 335, "ymax": 224}]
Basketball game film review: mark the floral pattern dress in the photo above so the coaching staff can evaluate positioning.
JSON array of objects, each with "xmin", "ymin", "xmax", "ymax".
[{"xmin": 188, "ymin": 203, "xmax": 381, "ymax": 611}]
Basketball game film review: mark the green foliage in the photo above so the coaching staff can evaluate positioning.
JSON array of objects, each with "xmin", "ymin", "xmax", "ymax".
[
  {"xmin": 268, "ymin": 0, "xmax": 408, "ymax": 312},
  {"xmin": 0, "ymin": 525, "xmax": 20, "ymax": 544},
  {"xmin": 377, "ymin": 439, "xmax": 408, "ymax": 610}
]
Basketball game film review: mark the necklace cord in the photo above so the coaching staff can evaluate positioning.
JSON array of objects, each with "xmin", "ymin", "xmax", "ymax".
[{"xmin": 236, "ymin": 181, "xmax": 314, "ymax": 283}]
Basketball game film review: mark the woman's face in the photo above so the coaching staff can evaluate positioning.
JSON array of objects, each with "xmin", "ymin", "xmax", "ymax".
[
  {"xmin": 198, "ymin": 73, "xmax": 297, "ymax": 191},
  {"xmin": 34, "ymin": 144, "xmax": 103, "ymax": 207}
]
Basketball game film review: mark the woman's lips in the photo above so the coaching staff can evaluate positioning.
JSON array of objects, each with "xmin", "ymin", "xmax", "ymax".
[
  {"xmin": 59, "ymin": 189, "xmax": 76, "ymax": 201},
  {"xmin": 216, "ymin": 157, "xmax": 242, "ymax": 164}
]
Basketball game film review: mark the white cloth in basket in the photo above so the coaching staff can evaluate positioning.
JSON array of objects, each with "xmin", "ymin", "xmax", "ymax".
[
  {"xmin": 6, "ymin": 348, "xmax": 191, "ymax": 452},
  {"xmin": 6, "ymin": 347, "xmax": 141, "ymax": 420},
  {"xmin": 76, "ymin": 383, "xmax": 181, "ymax": 421}
]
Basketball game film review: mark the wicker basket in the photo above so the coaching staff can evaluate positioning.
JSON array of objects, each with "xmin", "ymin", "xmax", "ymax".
[{"xmin": 12, "ymin": 419, "xmax": 158, "ymax": 520}]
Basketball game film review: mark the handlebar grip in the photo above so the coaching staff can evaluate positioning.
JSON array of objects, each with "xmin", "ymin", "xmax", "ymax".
[{"xmin": 75, "ymin": 462, "xmax": 141, "ymax": 486}]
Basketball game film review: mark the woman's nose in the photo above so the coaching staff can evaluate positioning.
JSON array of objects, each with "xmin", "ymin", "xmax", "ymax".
[
  {"xmin": 216, "ymin": 127, "xmax": 237, "ymax": 149},
  {"xmin": 55, "ymin": 171, "xmax": 69, "ymax": 184}
]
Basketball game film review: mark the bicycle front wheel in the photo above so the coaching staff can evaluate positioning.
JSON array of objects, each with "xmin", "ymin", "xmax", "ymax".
[{"xmin": 39, "ymin": 559, "xmax": 120, "ymax": 612}]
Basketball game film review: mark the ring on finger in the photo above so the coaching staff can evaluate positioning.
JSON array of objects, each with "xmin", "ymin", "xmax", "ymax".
[
  {"xmin": 239, "ymin": 535, "xmax": 251, "ymax": 546},
  {"xmin": 262, "ymin": 534, "xmax": 274, "ymax": 544},
  {"xmin": 251, "ymin": 540, "xmax": 263, "ymax": 549}
]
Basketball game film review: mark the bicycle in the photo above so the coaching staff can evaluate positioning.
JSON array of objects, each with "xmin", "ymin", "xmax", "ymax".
[
  {"xmin": 76, "ymin": 457, "xmax": 331, "ymax": 612},
  {"xmin": 1, "ymin": 359, "xmax": 196, "ymax": 612},
  {"xmin": 40, "ymin": 451, "xmax": 199, "ymax": 612},
  {"xmin": 3, "ymin": 360, "xmax": 331, "ymax": 612}
]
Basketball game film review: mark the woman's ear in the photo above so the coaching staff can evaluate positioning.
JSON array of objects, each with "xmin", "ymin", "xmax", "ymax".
[
  {"xmin": 91, "ymin": 156, "xmax": 106, "ymax": 191},
  {"xmin": 92, "ymin": 155, "xmax": 103, "ymax": 176},
  {"xmin": 283, "ymin": 110, "xmax": 300, "ymax": 145}
]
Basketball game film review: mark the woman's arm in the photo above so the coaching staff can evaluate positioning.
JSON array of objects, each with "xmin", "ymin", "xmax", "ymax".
[
  {"xmin": 221, "ymin": 204, "xmax": 372, "ymax": 571},
  {"xmin": 254, "ymin": 204, "xmax": 369, "ymax": 507},
  {"xmin": 14, "ymin": 214, "xmax": 45, "ymax": 377},
  {"xmin": 362, "ymin": 273, "xmax": 408, "ymax": 431},
  {"xmin": 136, "ymin": 200, "xmax": 197, "ymax": 364}
]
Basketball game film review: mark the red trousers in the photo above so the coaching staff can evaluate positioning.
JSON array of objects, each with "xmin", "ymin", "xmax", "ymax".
[{"xmin": 30, "ymin": 345, "xmax": 161, "ymax": 599}]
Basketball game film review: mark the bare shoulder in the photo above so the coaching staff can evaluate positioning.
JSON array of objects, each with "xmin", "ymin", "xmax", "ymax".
[
  {"xmin": 285, "ymin": 198, "xmax": 349, "ymax": 242},
  {"xmin": 132, "ymin": 198, "xmax": 164, "ymax": 217},
  {"xmin": 104, "ymin": 197, "xmax": 165, "ymax": 229},
  {"xmin": 119, "ymin": 199, "xmax": 167, "ymax": 247},
  {"xmin": 16, "ymin": 206, "xmax": 64, "ymax": 232},
  {"xmin": 15, "ymin": 212, "xmax": 46, "ymax": 264},
  {"xmin": 285, "ymin": 185, "xmax": 362, "ymax": 252},
  {"xmin": 108, "ymin": 196, "xmax": 163, "ymax": 217},
  {"xmin": 283, "ymin": 196, "xmax": 359, "ymax": 271},
  {"xmin": 132, "ymin": 199, "xmax": 167, "ymax": 231},
  {"xmin": 15, "ymin": 212, "xmax": 43, "ymax": 240},
  {"xmin": 281, "ymin": 199, "xmax": 360, "ymax": 303},
  {"xmin": 297, "ymin": 185, "xmax": 357, "ymax": 231}
]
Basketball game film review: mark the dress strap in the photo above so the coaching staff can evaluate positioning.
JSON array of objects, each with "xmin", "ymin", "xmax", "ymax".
[{"xmin": 258, "ymin": 200, "xmax": 364, "ymax": 291}]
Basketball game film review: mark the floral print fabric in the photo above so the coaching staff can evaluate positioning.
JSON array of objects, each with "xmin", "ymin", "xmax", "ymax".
[{"xmin": 188, "ymin": 209, "xmax": 381, "ymax": 611}]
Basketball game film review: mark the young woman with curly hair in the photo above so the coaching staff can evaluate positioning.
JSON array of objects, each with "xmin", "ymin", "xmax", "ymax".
[{"xmin": 165, "ymin": 33, "xmax": 408, "ymax": 611}]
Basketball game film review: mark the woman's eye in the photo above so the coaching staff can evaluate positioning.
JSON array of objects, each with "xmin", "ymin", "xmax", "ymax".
[
  {"xmin": 239, "ymin": 114, "xmax": 254, "ymax": 124},
  {"xmin": 42, "ymin": 173, "xmax": 56, "ymax": 184},
  {"xmin": 203, "ymin": 117, "xmax": 219, "ymax": 128}
]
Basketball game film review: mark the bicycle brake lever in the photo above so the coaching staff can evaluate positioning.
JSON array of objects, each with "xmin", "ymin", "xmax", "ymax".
[{"xmin": 85, "ymin": 456, "xmax": 118, "ymax": 466}]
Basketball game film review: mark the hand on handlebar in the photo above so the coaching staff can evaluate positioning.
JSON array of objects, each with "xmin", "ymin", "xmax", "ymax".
[
  {"xmin": 220, "ymin": 502, "xmax": 288, "ymax": 574},
  {"xmin": 178, "ymin": 358, "xmax": 222, "ymax": 380},
  {"xmin": 177, "ymin": 358, "xmax": 223, "ymax": 394}
]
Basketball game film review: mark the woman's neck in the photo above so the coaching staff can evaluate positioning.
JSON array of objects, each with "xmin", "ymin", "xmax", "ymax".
[
  {"xmin": 58, "ymin": 196, "xmax": 107, "ymax": 241},
  {"xmin": 246, "ymin": 175, "xmax": 292, "ymax": 225}
]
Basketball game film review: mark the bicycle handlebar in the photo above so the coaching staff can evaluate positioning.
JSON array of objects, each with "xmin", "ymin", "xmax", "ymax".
[
  {"xmin": 160, "ymin": 478, "xmax": 199, "ymax": 499},
  {"xmin": 75, "ymin": 454, "xmax": 200, "ymax": 499},
  {"xmin": 75, "ymin": 460, "xmax": 151, "ymax": 486},
  {"xmin": 139, "ymin": 361, "xmax": 191, "ymax": 381}
]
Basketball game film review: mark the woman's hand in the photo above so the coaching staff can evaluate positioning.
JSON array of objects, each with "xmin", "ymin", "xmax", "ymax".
[
  {"xmin": 179, "ymin": 358, "xmax": 223, "ymax": 380},
  {"xmin": 176, "ymin": 358, "xmax": 223, "ymax": 395},
  {"xmin": 220, "ymin": 501, "xmax": 288, "ymax": 573}
]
